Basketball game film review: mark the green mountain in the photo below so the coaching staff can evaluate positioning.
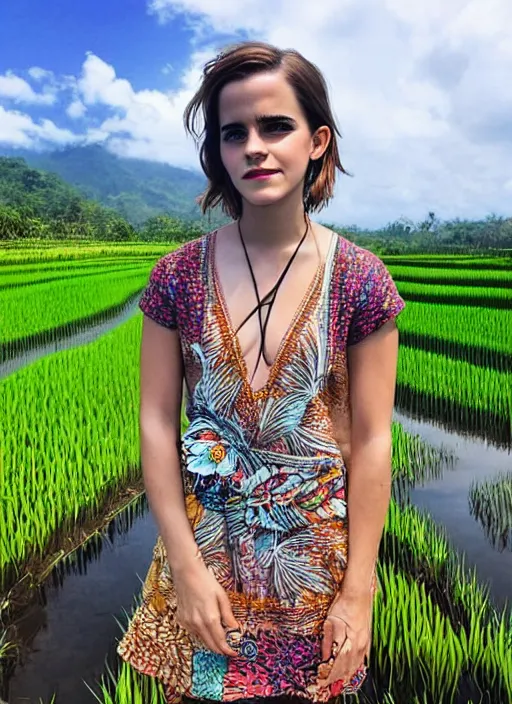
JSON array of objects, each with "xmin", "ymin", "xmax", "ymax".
[
  {"xmin": 0, "ymin": 155, "xmax": 84, "ymax": 221},
  {"xmin": 0, "ymin": 145, "xmax": 224, "ymax": 227},
  {"xmin": 0, "ymin": 155, "xmax": 145, "ymax": 241}
]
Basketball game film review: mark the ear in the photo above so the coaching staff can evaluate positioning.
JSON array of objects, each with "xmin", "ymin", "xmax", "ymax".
[{"xmin": 310, "ymin": 126, "xmax": 331, "ymax": 161}]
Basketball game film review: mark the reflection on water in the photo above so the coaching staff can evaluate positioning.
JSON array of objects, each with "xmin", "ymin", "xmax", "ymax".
[
  {"xmin": 468, "ymin": 471, "xmax": 512, "ymax": 553},
  {"xmin": 49, "ymin": 496, "xmax": 149, "ymax": 589},
  {"xmin": 395, "ymin": 408, "xmax": 512, "ymax": 609},
  {"xmin": 395, "ymin": 382, "xmax": 511, "ymax": 450},
  {"xmin": 6, "ymin": 496, "xmax": 157, "ymax": 704}
]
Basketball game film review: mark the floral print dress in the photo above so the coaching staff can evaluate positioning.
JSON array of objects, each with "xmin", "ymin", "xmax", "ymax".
[{"xmin": 118, "ymin": 229, "xmax": 406, "ymax": 702}]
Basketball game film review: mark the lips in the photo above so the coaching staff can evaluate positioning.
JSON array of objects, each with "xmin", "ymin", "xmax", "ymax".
[{"xmin": 243, "ymin": 169, "xmax": 280, "ymax": 179}]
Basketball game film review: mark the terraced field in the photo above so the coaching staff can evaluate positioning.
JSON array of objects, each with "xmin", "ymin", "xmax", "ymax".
[{"xmin": 1, "ymin": 241, "xmax": 511, "ymax": 704}]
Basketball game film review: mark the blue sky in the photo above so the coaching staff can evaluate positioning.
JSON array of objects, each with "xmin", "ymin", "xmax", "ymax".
[{"xmin": 0, "ymin": 0, "xmax": 511, "ymax": 228}]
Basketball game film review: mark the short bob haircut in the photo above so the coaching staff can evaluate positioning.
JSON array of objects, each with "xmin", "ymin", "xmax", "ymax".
[{"xmin": 183, "ymin": 41, "xmax": 349, "ymax": 220}]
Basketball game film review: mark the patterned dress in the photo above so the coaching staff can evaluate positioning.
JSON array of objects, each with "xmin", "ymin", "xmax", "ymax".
[{"xmin": 118, "ymin": 229, "xmax": 406, "ymax": 702}]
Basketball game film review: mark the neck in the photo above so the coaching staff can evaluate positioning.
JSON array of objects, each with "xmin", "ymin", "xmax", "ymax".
[{"xmin": 238, "ymin": 191, "xmax": 310, "ymax": 250}]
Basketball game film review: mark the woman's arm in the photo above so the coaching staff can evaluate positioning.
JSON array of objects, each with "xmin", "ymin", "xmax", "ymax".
[
  {"xmin": 318, "ymin": 317, "xmax": 399, "ymax": 688},
  {"xmin": 139, "ymin": 315, "xmax": 198, "ymax": 570},
  {"xmin": 140, "ymin": 315, "xmax": 240, "ymax": 656},
  {"xmin": 342, "ymin": 315, "xmax": 398, "ymax": 595}
]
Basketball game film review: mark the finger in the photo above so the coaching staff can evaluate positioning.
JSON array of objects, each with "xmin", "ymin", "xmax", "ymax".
[
  {"xmin": 209, "ymin": 610, "xmax": 240, "ymax": 657},
  {"xmin": 196, "ymin": 621, "xmax": 223, "ymax": 655},
  {"xmin": 327, "ymin": 648, "xmax": 366, "ymax": 688},
  {"xmin": 216, "ymin": 592, "xmax": 241, "ymax": 657},
  {"xmin": 318, "ymin": 638, "xmax": 357, "ymax": 687},
  {"xmin": 321, "ymin": 618, "xmax": 334, "ymax": 662},
  {"xmin": 217, "ymin": 590, "xmax": 240, "ymax": 630},
  {"xmin": 321, "ymin": 616, "xmax": 347, "ymax": 662}
]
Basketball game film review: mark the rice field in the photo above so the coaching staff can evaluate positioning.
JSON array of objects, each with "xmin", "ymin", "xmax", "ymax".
[
  {"xmin": 1, "ymin": 239, "xmax": 511, "ymax": 704},
  {"xmin": 0, "ymin": 315, "xmax": 144, "ymax": 583},
  {"xmin": 395, "ymin": 302, "xmax": 511, "ymax": 359}
]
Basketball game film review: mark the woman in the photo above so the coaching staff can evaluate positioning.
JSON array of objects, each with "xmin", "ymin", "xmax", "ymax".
[{"xmin": 118, "ymin": 40, "xmax": 405, "ymax": 703}]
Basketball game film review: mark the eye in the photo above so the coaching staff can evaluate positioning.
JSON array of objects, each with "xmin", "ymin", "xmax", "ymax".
[
  {"xmin": 265, "ymin": 120, "xmax": 293, "ymax": 133},
  {"xmin": 222, "ymin": 128, "xmax": 246, "ymax": 143}
]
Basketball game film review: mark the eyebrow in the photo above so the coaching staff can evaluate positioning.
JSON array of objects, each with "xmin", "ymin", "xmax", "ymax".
[{"xmin": 220, "ymin": 114, "xmax": 297, "ymax": 132}]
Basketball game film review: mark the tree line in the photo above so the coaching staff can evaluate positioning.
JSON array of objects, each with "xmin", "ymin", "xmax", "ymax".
[{"xmin": 1, "ymin": 157, "xmax": 511, "ymax": 253}]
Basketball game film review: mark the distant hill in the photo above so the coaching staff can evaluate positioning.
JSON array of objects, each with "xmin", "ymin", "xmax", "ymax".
[
  {"xmin": 0, "ymin": 155, "xmax": 84, "ymax": 221},
  {"xmin": 0, "ymin": 145, "xmax": 226, "ymax": 227},
  {"xmin": 0, "ymin": 155, "xmax": 148, "ymax": 240}
]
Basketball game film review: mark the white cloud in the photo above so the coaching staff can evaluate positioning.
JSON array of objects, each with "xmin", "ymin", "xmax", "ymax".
[
  {"xmin": 28, "ymin": 66, "xmax": 55, "ymax": 82},
  {"xmin": 66, "ymin": 99, "xmax": 87, "ymax": 119},
  {"xmin": 148, "ymin": 0, "xmax": 264, "ymax": 32},
  {"xmin": 0, "ymin": 71, "xmax": 57, "ymax": 105},
  {"xmin": 0, "ymin": 105, "xmax": 78, "ymax": 147},
  {"xmin": 73, "ymin": 50, "xmax": 210, "ymax": 167},
  {"xmin": 78, "ymin": 53, "xmax": 134, "ymax": 108}
]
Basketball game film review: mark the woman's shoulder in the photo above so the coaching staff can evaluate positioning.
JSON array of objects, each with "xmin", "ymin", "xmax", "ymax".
[
  {"xmin": 139, "ymin": 232, "xmax": 215, "ymax": 332},
  {"xmin": 332, "ymin": 230, "xmax": 382, "ymax": 264},
  {"xmin": 148, "ymin": 231, "xmax": 215, "ymax": 286},
  {"xmin": 332, "ymin": 231, "xmax": 390, "ymax": 280}
]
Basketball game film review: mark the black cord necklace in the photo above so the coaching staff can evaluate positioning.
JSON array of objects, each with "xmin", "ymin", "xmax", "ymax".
[{"xmin": 236, "ymin": 214, "xmax": 310, "ymax": 385}]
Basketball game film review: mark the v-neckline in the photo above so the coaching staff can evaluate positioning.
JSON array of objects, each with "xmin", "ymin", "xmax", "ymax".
[{"xmin": 209, "ymin": 228, "xmax": 338, "ymax": 397}]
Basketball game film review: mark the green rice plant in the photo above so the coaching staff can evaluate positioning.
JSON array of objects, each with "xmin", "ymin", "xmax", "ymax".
[
  {"xmin": 382, "ymin": 255, "xmax": 512, "ymax": 270},
  {"xmin": 396, "ymin": 345, "xmax": 512, "ymax": 444},
  {"xmin": 391, "ymin": 421, "xmax": 455, "ymax": 486},
  {"xmin": 395, "ymin": 280, "xmax": 512, "ymax": 308},
  {"xmin": 0, "ymin": 628, "xmax": 14, "ymax": 663},
  {"xmin": 0, "ymin": 307, "xmax": 190, "ymax": 587},
  {"xmin": 469, "ymin": 472, "xmax": 512, "ymax": 551},
  {"xmin": 0, "ymin": 314, "xmax": 144, "ymax": 584},
  {"xmin": 372, "ymin": 562, "xmax": 512, "ymax": 703},
  {"xmin": 0, "ymin": 266, "xmax": 153, "ymax": 346},
  {"xmin": 0, "ymin": 259, "xmax": 157, "ymax": 289},
  {"xmin": 87, "ymin": 660, "xmax": 165, "ymax": 704},
  {"xmin": 0, "ymin": 242, "xmax": 174, "ymax": 265},
  {"xmin": 396, "ymin": 302, "xmax": 512, "ymax": 360},
  {"xmin": 388, "ymin": 265, "xmax": 512, "ymax": 288},
  {"xmin": 0, "ymin": 628, "xmax": 15, "ymax": 702},
  {"xmin": 381, "ymin": 499, "xmax": 490, "ymax": 624}
]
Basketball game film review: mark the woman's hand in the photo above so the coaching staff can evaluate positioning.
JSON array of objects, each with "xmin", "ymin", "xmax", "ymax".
[
  {"xmin": 172, "ymin": 556, "xmax": 241, "ymax": 658},
  {"xmin": 317, "ymin": 589, "xmax": 373, "ymax": 689}
]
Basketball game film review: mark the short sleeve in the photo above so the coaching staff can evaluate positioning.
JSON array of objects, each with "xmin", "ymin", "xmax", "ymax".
[
  {"xmin": 138, "ymin": 255, "xmax": 177, "ymax": 330},
  {"xmin": 347, "ymin": 255, "xmax": 405, "ymax": 346}
]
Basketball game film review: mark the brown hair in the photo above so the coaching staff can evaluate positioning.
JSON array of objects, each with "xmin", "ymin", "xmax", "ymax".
[{"xmin": 183, "ymin": 41, "xmax": 350, "ymax": 219}]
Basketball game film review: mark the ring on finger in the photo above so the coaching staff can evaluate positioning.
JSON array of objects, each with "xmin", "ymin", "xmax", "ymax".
[{"xmin": 331, "ymin": 638, "xmax": 347, "ymax": 658}]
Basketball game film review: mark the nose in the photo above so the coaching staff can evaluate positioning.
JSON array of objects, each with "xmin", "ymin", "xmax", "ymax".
[{"xmin": 244, "ymin": 127, "xmax": 267, "ymax": 161}]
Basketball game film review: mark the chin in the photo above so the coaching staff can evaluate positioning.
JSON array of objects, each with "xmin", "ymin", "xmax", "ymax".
[{"xmin": 241, "ymin": 189, "xmax": 291, "ymax": 209}]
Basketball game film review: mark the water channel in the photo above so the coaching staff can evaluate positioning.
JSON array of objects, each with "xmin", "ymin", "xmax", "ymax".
[{"xmin": 3, "ymin": 299, "xmax": 511, "ymax": 703}]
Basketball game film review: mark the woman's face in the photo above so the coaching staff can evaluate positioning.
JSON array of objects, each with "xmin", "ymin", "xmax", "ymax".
[{"xmin": 218, "ymin": 69, "xmax": 330, "ymax": 210}]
